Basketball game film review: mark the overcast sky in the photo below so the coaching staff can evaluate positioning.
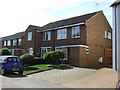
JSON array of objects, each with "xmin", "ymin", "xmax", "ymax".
[{"xmin": 0, "ymin": 0, "xmax": 114, "ymax": 37}]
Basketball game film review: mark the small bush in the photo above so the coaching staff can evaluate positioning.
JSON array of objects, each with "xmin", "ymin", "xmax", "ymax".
[
  {"xmin": 20, "ymin": 54, "xmax": 34, "ymax": 66},
  {"xmin": 0, "ymin": 48, "xmax": 11, "ymax": 56},
  {"xmin": 43, "ymin": 51, "xmax": 64, "ymax": 64}
]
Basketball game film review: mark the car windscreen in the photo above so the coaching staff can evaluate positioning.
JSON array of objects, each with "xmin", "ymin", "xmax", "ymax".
[{"xmin": 7, "ymin": 57, "xmax": 21, "ymax": 63}]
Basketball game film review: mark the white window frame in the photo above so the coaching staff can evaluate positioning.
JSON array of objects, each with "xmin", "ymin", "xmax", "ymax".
[
  {"xmin": 18, "ymin": 38, "xmax": 22, "ymax": 46},
  {"xmin": 57, "ymin": 28, "xmax": 67, "ymax": 40},
  {"xmin": 41, "ymin": 47, "xmax": 52, "ymax": 57},
  {"xmin": 104, "ymin": 31, "xmax": 112, "ymax": 39},
  {"xmin": 104, "ymin": 31, "xmax": 107, "ymax": 38},
  {"xmin": 55, "ymin": 47, "xmax": 68, "ymax": 60},
  {"xmin": 28, "ymin": 32, "xmax": 32, "ymax": 41},
  {"xmin": 7, "ymin": 40, "xmax": 11, "ymax": 46},
  {"xmin": 72, "ymin": 26, "xmax": 80, "ymax": 38},
  {"xmin": 43, "ymin": 32, "xmax": 51, "ymax": 41},
  {"xmin": 13, "ymin": 39, "xmax": 17, "ymax": 46},
  {"xmin": 4, "ymin": 41, "xmax": 7, "ymax": 46}
]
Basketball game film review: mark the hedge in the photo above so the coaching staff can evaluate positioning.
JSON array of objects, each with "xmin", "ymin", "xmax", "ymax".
[
  {"xmin": 42, "ymin": 51, "xmax": 64, "ymax": 64},
  {"xmin": 0, "ymin": 48, "xmax": 11, "ymax": 56},
  {"xmin": 20, "ymin": 54, "xmax": 34, "ymax": 66}
]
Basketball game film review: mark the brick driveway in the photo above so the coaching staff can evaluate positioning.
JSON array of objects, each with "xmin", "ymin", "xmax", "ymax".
[
  {"xmin": 64, "ymin": 68, "xmax": 118, "ymax": 88},
  {"xmin": 1, "ymin": 67, "xmax": 118, "ymax": 88},
  {"xmin": 30, "ymin": 67, "xmax": 118, "ymax": 88},
  {"xmin": 30, "ymin": 67, "xmax": 97, "ymax": 83}
]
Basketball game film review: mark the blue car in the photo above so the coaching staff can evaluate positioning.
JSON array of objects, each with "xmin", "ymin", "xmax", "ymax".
[{"xmin": 0, "ymin": 56, "xmax": 24, "ymax": 75}]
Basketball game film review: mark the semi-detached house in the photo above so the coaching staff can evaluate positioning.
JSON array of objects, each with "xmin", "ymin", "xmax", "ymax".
[{"xmin": 1, "ymin": 11, "xmax": 112, "ymax": 67}]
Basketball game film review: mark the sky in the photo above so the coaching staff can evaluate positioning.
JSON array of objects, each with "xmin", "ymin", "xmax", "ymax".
[{"xmin": 0, "ymin": 0, "xmax": 115, "ymax": 37}]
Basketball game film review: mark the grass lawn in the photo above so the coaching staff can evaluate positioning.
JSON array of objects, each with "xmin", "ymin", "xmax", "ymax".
[{"xmin": 23, "ymin": 64, "xmax": 53, "ymax": 75}]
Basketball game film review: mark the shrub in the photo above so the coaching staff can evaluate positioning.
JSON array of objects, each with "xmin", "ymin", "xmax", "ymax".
[
  {"xmin": 43, "ymin": 51, "xmax": 64, "ymax": 64},
  {"xmin": 0, "ymin": 48, "xmax": 11, "ymax": 56},
  {"xmin": 20, "ymin": 54, "xmax": 34, "ymax": 66}
]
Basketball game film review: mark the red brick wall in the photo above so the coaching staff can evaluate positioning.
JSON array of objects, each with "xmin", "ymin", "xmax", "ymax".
[
  {"xmin": 79, "ymin": 11, "xmax": 112, "ymax": 67},
  {"xmin": 41, "ymin": 25, "xmax": 87, "ymax": 47},
  {"xmin": 22, "ymin": 26, "xmax": 42, "ymax": 56}
]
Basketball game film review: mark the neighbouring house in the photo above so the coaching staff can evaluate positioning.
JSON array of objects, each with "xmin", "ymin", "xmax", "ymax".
[
  {"xmin": 2, "ymin": 32, "xmax": 25, "ymax": 56},
  {"xmin": 22, "ymin": 25, "xmax": 42, "ymax": 56},
  {"xmin": 1, "ymin": 11, "xmax": 112, "ymax": 67},
  {"xmin": 111, "ymin": 0, "xmax": 120, "ymax": 71}
]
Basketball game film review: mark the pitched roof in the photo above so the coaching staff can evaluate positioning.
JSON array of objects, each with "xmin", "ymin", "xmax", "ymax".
[
  {"xmin": 42, "ymin": 11, "xmax": 101, "ymax": 30},
  {"xmin": 111, "ymin": 0, "xmax": 120, "ymax": 6},
  {"xmin": 29, "ymin": 25, "xmax": 43, "ymax": 31},
  {"xmin": 2, "ymin": 31, "xmax": 25, "ymax": 41}
]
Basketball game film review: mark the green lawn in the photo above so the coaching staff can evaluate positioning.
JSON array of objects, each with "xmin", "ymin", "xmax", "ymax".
[{"xmin": 23, "ymin": 64, "xmax": 53, "ymax": 75}]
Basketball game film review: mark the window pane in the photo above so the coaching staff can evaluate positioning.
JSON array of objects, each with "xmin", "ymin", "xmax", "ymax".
[
  {"xmin": 108, "ymin": 32, "xmax": 112, "ymax": 39},
  {"xmin": 7, "ymin": 40, "xmax": 11, "ymax": 46},
  {"xmin": 18, "ymin": 39, "xmax": 22, "ymax": 45},
  {"xmin": 57, "ymin": 29, "xmax": 67, "ymax": 39},
  {"xmin": 4, "ymin": 41, "xmax": 6, "ymax": 46},
  {"xmin": 13, "ymin": 40, "xmax": 17, "ymax": 46},
  {"xmin": 48, "ymin": 32, "xmax": 51, "ymax": 40},
  {"xmin": 43, "ymin": 32, "xmax": 51, "ymax": 41},
  {"xmin": 28, "ymin": 32, "xmax": 32, "ymax": 41},
  {"xmin": 72, "ymin": 26, "xmax": 80, "ymax": 38}
]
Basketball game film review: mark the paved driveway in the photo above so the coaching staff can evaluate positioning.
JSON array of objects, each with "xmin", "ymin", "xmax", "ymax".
[
  {"xmin": 1, "ymin": 67, "xmax": 97, "ymax": 88},
  {"xmin": 64, "ymin": 68, "xmax": 118, "ymax": 88},
  {"xmin": 30, "ymin": 67, "xmax": 97, "ymax": 84},
  {"xmin": 0, "ymin": 67, "xmax": 118, "ymax": 88}
]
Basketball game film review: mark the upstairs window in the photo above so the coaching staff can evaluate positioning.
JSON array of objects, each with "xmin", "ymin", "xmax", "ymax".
[
  {"xmin": 28, "ymin": 32, "xmax": 32, "ymax": 41},
  {"xmin": 4, "ymin": 41, "xmax": 7, "ymax": 46},
  {"xmin": 13, "ymin": 39, "xmax": 17, "ymax": 46},
  {"xmin": 107, "ymin": 32, "xmax": 112, "ymax": 39},
  {"xmin": 104, "ymin": 31, "xmax": 112, "ymax": 39},
  {"xmin": 18, "ymin": 38, "xmax": 22, "ymax": 46},
  {"xmin": 57, "ymin": 29, "xmax": 67, "ymax": 39},
  {"xmin": 43, "ymin": 32, "xmax": 51, "ymax": 41},
  {"xmin": 7, "ymin": 40, "xmax": 11, "ymax": 46},
  {"xmin": 72, "ymin": 26, "xmax": 80, "ymax": 38}
]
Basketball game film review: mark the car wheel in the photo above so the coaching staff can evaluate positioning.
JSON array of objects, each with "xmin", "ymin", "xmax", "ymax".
[
  {"xmin": 19, "ymin": 71, "xmax": 23, "ymax": 75},
  {"xmin": 1, "ymin": 68, "xmax": 6, "ymax": 75}
]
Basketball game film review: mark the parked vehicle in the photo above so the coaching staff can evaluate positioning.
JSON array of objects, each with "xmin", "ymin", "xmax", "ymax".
[
  {"xmin": 0, "ymin": 56, "xmax": 24, "ymax": 75},
  {"xmin": 116, "ymin": 80, "xmax": 120, "ymax": 89}
]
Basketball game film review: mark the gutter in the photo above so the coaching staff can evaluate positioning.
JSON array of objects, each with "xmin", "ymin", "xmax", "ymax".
[{"xmin": 43, "ymin": 22, "xmax": 85, "ymax": 31}]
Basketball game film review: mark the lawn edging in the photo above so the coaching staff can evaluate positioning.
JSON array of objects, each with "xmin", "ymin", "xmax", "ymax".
[{"xmin": 25, "ymin": 68, "xmax": 53, "ymax": 75}]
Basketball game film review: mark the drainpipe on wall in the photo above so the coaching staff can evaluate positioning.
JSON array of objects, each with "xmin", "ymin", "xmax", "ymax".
[
  {"xmin": 52, "ymin": 28, "xmax": 55, "ymax": 51},
  {"xmin": 34, "ymin": 30, "xmax": 37, "ymax": 56}
]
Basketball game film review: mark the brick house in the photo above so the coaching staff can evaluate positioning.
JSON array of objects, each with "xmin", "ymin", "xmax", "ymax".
[
  {"xmin": 1, "ymin": 11, "xmax": 112, "ymax": 67},
  {"xmin": 40, "ymin": 11, "xmax": 112, "ymax": 67},
  {"xmin": 2, "ymin": 32, "xmax": 25, "ymax": 56},
  {"xmin": 22, "ymin": 25, "xmax": 42, "ymax": 56}
]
